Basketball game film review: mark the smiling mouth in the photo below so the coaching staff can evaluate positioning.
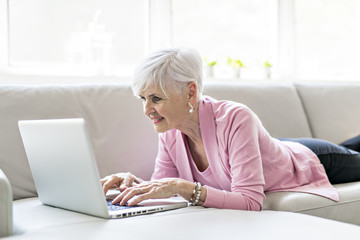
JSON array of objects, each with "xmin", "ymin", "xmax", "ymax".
[{"xmin": 151, "ymin": 117, "xmax": 164, "ymax": 124}]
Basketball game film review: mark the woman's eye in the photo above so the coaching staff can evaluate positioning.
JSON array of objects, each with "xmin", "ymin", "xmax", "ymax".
[{"xmin": 152, "ymin": 96, "xmax": 162, "ymax": 103}]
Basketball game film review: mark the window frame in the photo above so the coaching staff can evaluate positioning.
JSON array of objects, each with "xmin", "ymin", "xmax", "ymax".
[
  {"xmin": 0, "ymin": 0, "xmax": 9, "ymax": 72},
  {"xmin": 278, "ymin": 0, "xmax": 295, "ymax": 80}
]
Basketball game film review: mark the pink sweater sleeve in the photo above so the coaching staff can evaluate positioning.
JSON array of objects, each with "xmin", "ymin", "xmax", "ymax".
[
  {"xmin": 151, "ymin": 133, "xmax": 179, "ymax": 180},
  {"xmin": 204, "ymin": 186, "xmax": 264, "ymax": 210}
]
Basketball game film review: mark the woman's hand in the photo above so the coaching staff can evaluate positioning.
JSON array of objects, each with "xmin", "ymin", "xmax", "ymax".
[
  {"xmin": 101, "ymin": 172, "xmax": 143, "ymax": 195},
  {"xmin": 112, "ymin": 178, "xmax": 179, "ymax": 206},
  {"xmin": 111, "ymin": 178, "xmax": 207, "ymax": 207}
]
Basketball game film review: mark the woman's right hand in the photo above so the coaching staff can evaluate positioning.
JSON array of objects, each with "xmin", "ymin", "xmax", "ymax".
[{"xmin": 100, "ymin": 172, "xmax": 143, "ymax": 195}]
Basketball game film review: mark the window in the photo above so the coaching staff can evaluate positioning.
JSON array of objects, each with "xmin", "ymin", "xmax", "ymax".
[
  {"xmin": 5, "ymin": 0, "xmax": 149, "ymax": 76},
  {"xmin": 0, "ymin": 0, "xmax": 359, "ymax": 82},
  {"xmin": 172, "ymin": 0, "xmax": 278, "ymax": 79},
  {"xmin": 294, "ymin": 0, "xmax": 360, "ymax": 80}
]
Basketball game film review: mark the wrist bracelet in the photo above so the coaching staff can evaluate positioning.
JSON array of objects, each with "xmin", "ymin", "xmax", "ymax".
[
  {"xmin": 189, "ymin": 182, "xmax": 197, "ymax": 203},
  {"xmin": 190, "ymin": 182, "xmax": 202, "ymax": 206}
]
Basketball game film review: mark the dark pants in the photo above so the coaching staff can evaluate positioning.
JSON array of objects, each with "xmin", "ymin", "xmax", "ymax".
[{"xmin": 279, "ymin": 135, "xmax": 360, "ymax": 184}]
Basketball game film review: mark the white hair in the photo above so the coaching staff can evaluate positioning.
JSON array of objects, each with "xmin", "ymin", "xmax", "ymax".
[{"xmin": 132, "ymin": 48, "xmax": 203, "ymax": 100}]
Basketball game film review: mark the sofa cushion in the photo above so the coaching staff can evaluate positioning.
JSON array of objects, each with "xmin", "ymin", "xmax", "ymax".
[
  {"xmin": 0, "ymin": 84, "xmax": 158, "ymax": 200},
  {"xmin": 263, "ymin": 181, "xmax": 360, "ymax": 225},
  {"xmin": 203, "ymin": 82, "xmax": 313, "ymax": 138},
  {"xmin": 295, "ymin": 82, "xmax": 360, "ymax": 144}
]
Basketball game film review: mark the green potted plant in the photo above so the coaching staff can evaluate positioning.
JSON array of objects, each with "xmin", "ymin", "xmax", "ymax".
[
  {"xmin": 264, "ymin": 61, "xmax": 272, "ymax": 79},
  {"xmin": 227, "ymin": 57, "xmax": 245, "ymax": 78},
  {"xmin": 203, "ymin": 57, "xmax": 218, "ymax": 78}
]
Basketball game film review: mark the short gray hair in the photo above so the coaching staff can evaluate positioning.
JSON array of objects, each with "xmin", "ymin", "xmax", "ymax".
[{"xmin": 132, "ymin": 48, "xmax": 203, "ymax": 99}]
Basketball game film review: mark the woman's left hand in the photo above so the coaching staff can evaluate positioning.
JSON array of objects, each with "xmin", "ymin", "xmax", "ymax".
[{"xmin": 112, "ymin": 178, "xmax": 178, "ymax": 206}]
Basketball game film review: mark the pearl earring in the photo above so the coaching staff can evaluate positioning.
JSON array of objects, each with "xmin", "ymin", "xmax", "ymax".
[{"xmin": 188, "ymin": 102, "xmax": 194, "ymax": 113}]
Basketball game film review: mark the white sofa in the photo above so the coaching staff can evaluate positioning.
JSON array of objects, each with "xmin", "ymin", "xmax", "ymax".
[{"xmin": 1, "ymin": 81, "xmax": 360, "ymax": 239}]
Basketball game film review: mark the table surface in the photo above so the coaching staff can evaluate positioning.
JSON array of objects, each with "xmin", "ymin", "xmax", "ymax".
[{"xmin": 9, "ymin": 197, "xmax": 360, "ymax": 240}]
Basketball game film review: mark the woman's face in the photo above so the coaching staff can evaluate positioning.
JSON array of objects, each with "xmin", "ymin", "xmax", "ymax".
[{"xmin": 139, "ymin": 85, "xmax": 190, "ymax": 133}]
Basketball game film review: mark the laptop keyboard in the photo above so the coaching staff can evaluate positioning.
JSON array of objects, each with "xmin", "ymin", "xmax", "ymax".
[{"xmin": 106, "ymin": 201, "xmax": 141, "ymax": 211}]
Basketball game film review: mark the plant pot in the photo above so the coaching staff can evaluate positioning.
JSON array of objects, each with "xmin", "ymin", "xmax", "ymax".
[
  {"xmin": 205, "ymin": 65, "xmax": 215, "ymax": 78},
  {"xmin": 233, "ymin": 68, "xmax": 241, "ymax": 78},
  {"xmin": 265, "ymin": 67, "xmax": 271, "ymax": 79}
]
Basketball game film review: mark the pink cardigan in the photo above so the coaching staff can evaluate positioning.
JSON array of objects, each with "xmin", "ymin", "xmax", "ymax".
[{"xmin": 152, "ymin": 96, "xmax": 339, "ymax": 210}]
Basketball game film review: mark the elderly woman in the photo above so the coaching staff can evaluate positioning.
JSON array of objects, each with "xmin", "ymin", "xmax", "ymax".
[{"xmin": 101, "ymin": 48, "xmax": 360, "ymax": 210}]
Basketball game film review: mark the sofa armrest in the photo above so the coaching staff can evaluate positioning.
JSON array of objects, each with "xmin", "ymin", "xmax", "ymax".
[{"xmin": 0, "ymin": 169, "xmax": 13, "ymax": 237}]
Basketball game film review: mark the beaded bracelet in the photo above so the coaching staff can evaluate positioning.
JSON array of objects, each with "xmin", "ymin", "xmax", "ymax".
[
  {"xmin": 189, "ymin": 182, "xmax": 197, "ymax": 203},
  {"xmin": 190, "ymin": 182, "xmax": 202, "ymax": 206}
]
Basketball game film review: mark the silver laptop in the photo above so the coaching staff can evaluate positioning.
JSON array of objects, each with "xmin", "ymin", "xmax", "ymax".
[{"xmin": 18, "ymin": 118, "xmax": 187, "ymax": 219}]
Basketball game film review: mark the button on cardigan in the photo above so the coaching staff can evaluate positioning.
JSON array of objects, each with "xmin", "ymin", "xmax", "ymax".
[{"xmin": 152, "ymin": 96, "xmax": 339, "ymax": 210}]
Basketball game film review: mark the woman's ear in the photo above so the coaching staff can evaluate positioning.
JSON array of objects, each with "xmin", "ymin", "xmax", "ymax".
[{"xmin": 187, "ymin": 82, "xmax": 197, "ymax": 101}]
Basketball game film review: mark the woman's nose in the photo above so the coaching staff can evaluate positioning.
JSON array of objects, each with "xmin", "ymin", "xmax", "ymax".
[{"xmin": 143, "ymin": 100, "xmax": 153, "ymax": 116}]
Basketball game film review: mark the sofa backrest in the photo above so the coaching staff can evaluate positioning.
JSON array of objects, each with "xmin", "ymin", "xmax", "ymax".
[
  {"xmin": 2, "ymin": 81, "xmax": 357, "ymax": 200},
  {"xmin": 296, "ymin": 83, "xmax": 360, "ymax": 144},
  {"xmin": 203, "ymin": 83, "xmax": 312, "ymax": 138}
]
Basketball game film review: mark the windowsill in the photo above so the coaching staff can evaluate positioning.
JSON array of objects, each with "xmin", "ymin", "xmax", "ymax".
[
  {"xmin": 0, "ymin": 74, "xmax": 128, "ymax": 85},
  {"xmin": 1, "ymin": 73, "xmax": 359, "ymax": 86}
]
